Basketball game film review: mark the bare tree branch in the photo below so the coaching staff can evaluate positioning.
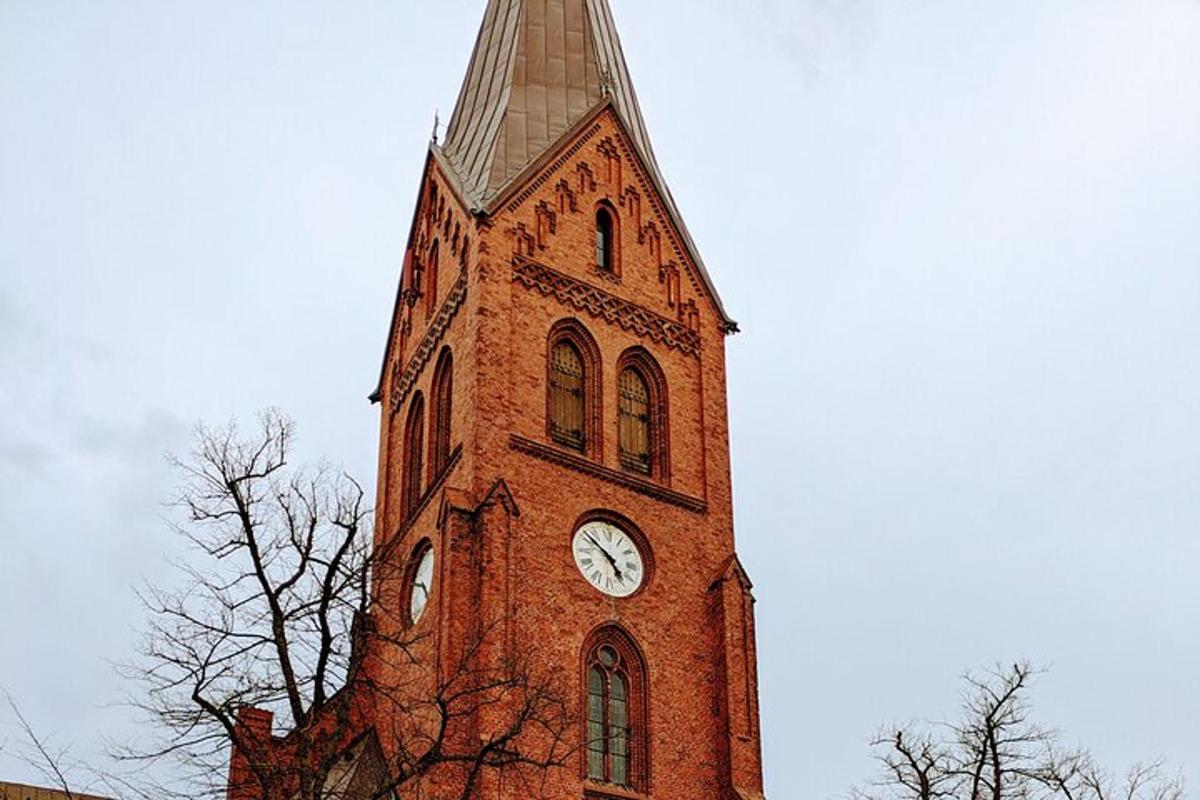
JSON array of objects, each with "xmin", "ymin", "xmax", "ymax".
[
  {"xmin": 111, "ymin": 410, "xmax": 572, "ymax": 800},
  {"xmin": 854, "ymin": 664, "xmax": 1186, "ymax": 800},
  {"xmin": 5, "ymin": 691, "xmax": 81, "ymax": 799}
]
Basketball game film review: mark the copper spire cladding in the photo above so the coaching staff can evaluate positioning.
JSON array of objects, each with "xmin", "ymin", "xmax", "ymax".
[{"xmin": 435, "ymin": 0, "xmax": 732, "ymax": 326}]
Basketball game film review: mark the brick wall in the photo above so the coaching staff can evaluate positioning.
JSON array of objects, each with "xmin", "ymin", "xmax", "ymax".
[{"xmin": 371, "ymin": 106, "xmax": 765, "ymax": 799}]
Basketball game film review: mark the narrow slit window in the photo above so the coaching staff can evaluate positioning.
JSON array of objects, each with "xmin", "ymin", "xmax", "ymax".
[{"xmin": 426, "ymin": 240, "xmax": 440, "ymax": 311}]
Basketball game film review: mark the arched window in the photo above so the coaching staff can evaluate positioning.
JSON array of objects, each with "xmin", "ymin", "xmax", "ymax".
[
  {"xmin": 402, "ymin": 393, "xmax": 425, "ymax": 519},
  {"xmin": 584, "ymin": 626, "xmax": 647, "ymax": 790},
  {"xmin": 549, "ymin": 341, "xmax": 586, "ymax": 451},
  {"xmin": 429, "ymin": 348, "xmax": 453, "ymax": 477},
  {"xmin": 617, "ymin": 349, "xmax": 670, "ymax": 481},
  {"xmin": 618, "ymin": 368, "xmax": 652, "ymax": 475},
  {"xmin": 595, "ymin": 207, "xmax": 615, "ymax": 273},
  {"xmin": 547, "ymin": 320, "xmax": 603, "ymax": 456}
]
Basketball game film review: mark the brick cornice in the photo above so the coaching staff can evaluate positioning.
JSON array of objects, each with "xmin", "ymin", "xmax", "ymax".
[
  {"xmin": 512, "ymin": 256, "xmax": 702, "ymax": 358},
  {"xmin": 395, "ymin": 445, "xmax": 463, "ymax": 541},
  {"xmin": 509, "ymin": 434, "xmax": 707, "ymax": 514}
]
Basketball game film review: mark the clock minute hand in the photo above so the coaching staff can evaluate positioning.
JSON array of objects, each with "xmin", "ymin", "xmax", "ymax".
[{"xmin": 585, "ymin": 534, "xmax": 624, "ymax": 582}]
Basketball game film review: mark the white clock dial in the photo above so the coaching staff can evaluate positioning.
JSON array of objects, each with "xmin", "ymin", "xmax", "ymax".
[
  {"xmin": 572, "ymin": 521, "xmax": 645, "ymax": 598},
  {"xmin": 408, "ymin": 546, "xmax": 435, "ymax": 624}
]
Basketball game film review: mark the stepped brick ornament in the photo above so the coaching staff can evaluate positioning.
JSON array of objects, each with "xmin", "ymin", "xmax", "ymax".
[{"xmin": 239, "ymin": 2, "xmax": 768, "ymax": 799}]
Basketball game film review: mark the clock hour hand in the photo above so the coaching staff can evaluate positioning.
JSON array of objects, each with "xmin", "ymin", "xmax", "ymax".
[{"xmin": 585, "ymin": 534, "xmax": 624, "ymax": 582}]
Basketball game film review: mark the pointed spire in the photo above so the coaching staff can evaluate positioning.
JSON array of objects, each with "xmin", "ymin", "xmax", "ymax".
[
  {"xmin": 440, "ymin": 0, "xmax": 657, "ymax": 208},
  {"xmin": 438, "ymin": 0, "xmax": 735, "ymax": 329}
]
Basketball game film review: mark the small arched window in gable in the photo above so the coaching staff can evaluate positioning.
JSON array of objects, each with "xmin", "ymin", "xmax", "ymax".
[
  {"xmin": 402, "ymin": 393, "xmax": 426, "ymax": 519},
  {"xmin": 429, "ymin": 348, "xmax": 453, "ymax": 477},
  {"xmin": 549, "ymin": 341, "xmax": 586, "ymax": 451},
  {"xmin": 595, "ymin": 206, "xmax": 615, "ymax": 273}
]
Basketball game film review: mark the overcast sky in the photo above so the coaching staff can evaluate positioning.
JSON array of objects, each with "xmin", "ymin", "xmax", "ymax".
[{"xmin": 1, "ymin": 1, "xmax": 1198, "ymax": 797}]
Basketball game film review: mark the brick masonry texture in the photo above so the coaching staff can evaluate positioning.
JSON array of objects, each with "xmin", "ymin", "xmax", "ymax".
[{"xmin": 368, "ymin": 106, "xmax": 767, "ymax": 800}]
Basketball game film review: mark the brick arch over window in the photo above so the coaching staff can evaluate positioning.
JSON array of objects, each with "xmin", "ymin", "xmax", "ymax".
[
  {"xmin": 582, "ymin": 623, "xmax": 649, "ymax": 792},
  {"xmin": 616, "ymin": 347, "xmax": 670, "ymax": 482},
  {"xmin": 546, "ymin": 319, "xmax": 603, "ymax": 457},
  {"xmin": 401, "ymin": 391, "xmax": 425, "ymax": 520},
  {"xmin": 427, "ymin": 345, "xmax": 453, "ymax": 482},
  {"xmin": 594, "ymin": 201, "xmax": 620, "ymax": 277},
  {"xmin": 428, "ymin": 347, "xmax": 454, "ymax": 479}
]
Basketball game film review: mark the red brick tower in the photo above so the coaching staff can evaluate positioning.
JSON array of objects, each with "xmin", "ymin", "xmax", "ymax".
[{"xmin": 369, "ymin": 1, "xmax": 766, "ymax": 797}]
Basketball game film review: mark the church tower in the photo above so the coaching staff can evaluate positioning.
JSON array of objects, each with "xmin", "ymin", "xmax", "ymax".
[{"xmin": 369, "ymin": 2, "xmax": 766, "ymax": 797}]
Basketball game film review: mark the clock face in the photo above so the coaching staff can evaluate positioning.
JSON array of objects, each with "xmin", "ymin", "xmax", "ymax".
[
  {"xmin": 408, "ymin": 546, "xmax": 435, "ymax": 624},
  {"xmin": 572, "ymin": 520, "xmax": 646, "ymax": 598}
]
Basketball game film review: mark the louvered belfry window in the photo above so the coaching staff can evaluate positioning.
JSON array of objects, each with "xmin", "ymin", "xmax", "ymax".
[
  {"xmin": 618, "ymin": 368, "xmax": 652, "ymax": 474},
  {"xmin": 587, "ymin": 646, "xmax": 631, "ymax": 786},
  {"xmin": 549, "ymin": 341, "xmax": 586, "ymax": 451}
]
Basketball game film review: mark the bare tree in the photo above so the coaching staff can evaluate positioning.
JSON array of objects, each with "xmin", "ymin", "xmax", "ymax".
[
  {"xmin": 854, "ymin": 662, "xmax": 1185, "ymax": 800},
  {"xmin": 114, "ymin": 410, "xmax": 572, "ymax": 800},
  {"xmin": 4, "ymin": 692, "xmax": 84, "ymax": 798}
]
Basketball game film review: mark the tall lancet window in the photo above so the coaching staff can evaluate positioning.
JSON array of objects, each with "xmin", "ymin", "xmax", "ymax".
[
  {"xmin": 618, "ymin": 368, "xmax": 652, "ymax": 475},
  {"xmin": 429, "ymin": 348, "xmax": 453, "ymax": 477},
  {"xmin": 584, "ymin": 628, "xmax": 646, "ymax": 790},
  {"xmin": 402, "ymin": 393, "xmax": 425, "ymax": 519},
  {"xmin": 549, "ymin": 341, "xmax": 586, "ymax": 451}
]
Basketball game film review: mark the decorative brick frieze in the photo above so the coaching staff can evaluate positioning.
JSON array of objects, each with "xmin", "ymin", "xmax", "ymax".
[
  {"xmin": 512, "ymin": 257, "xmax": 702, "ymax": 358},
  {"xmin": 389, "ymin": 266, "xmax": 468, "ymax": 414}
]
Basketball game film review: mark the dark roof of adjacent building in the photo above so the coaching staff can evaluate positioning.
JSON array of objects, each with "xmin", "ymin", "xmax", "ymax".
[
  {"xmin": 436, "ymin": 0, "xmax": 733, "ymax": 327},
  {"xmin": 0, "ymin": 781, "xmax": 114, "ymax": 800}
]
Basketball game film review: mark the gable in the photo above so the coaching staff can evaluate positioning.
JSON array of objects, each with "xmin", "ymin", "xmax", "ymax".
[
  {"xmin": 370, "ymin": 157, "xmax": 474, "ymax": 406},
  {"xmin": 482, "ymin": 101, "xmax": 730, "ymax": 335},
  {"xmin": 436, "ymin": 0, "xmax": 735, "ymax": 330}
]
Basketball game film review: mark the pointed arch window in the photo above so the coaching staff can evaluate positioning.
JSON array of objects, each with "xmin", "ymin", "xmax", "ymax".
[
  {"xmin": 617, "ymin": 349, "xmax": 670, "ymax": 482},
  {"xmin": 550, "ymin": 341, "xmax": 586, "ymax": 451},
  {"xmin": 429, "ymin": 348, "xmax": 453, "ymax": 478},
  {"xmin": 402, "ymin": 393, "xmax": 425, "ymax": 519},
  {"xmin": 547, "ymin": 320, "xmax": 603, "ymax": 457},
  {"xmin": 618, "ymin": 368, "xmax": 652, "ymax": 475},
  {"xmin": 595, "ymin": 207, "xmax": 615, "ymax": 273},
  {"xmin": 584, "ymin": 627, "xmax": 647, "ymax": 790}
]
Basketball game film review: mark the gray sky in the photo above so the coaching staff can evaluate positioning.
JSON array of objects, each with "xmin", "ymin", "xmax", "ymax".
[{"xmin": 1, "ymin": 1, "xmax": 1197, "ymax": 797}]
